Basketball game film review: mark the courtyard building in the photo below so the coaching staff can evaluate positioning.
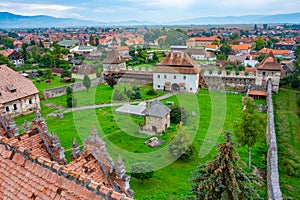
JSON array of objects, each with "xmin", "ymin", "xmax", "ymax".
[{"xmin": 153, "ymin": 51, "xmax": 200, "ymax": 93}]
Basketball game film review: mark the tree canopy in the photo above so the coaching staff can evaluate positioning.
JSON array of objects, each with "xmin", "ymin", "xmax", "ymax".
[
  {"xmin": 83, "ymin": 74, "xmax": 91, "ymax": 92},
  {"xmin": 234, "ymin": 97, "xmax": 266, "ymax": 169},
  {"xmin": 186, "ymin": 131, "xmax": 261, "ymax": 200}
]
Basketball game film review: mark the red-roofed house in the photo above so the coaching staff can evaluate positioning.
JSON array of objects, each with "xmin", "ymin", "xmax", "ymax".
[
  {"xmin": 255, "ymin": 52, "xmax": 282, "ymax": 93},
  {"xmin": 0, "ymin": 49, "xmax": 24, "ymax": 66},
  {"xmin": 186, "ymin": 36, "xmax": 219, "ymax": 48},
  {"xmin": 258, "ymin": 48, "xmax": 294, "ymax": 59}
]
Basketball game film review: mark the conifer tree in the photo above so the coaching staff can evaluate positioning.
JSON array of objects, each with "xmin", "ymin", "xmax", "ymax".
[{"xmin": 186, "ymin": 131, "xmax": 261, "ymax": 200}]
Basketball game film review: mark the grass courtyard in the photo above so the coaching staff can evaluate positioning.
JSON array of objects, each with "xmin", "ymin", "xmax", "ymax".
[{"xmin": 14, "ymin": 87, "xmax": 268, "ymax": 199}]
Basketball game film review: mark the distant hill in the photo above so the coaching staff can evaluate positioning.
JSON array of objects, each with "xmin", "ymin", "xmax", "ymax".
[
  {"xmin": 0, "ymin": 12, "xmax": 300, "ymax": 28},
  {"xmin": 170, "ymin": 13, "xmax": 300, "ymax": 25},
  {"xmin": 0, "ymin": 12, "xmax": 104, "ymax": 28}
]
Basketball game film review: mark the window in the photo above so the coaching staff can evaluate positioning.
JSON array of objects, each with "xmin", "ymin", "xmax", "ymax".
[
  {"xmin": 13, "ymin": 104, "xmax": 17, "ymax": 110},
  {"xmin": 183, "ymin": 76, "xmax": 186, "ymax": 80},
  {"xmin": 29, "ymin": 99, "xmax": 32, "ymax": 104},
  {"xmin": 190, "ymin": 88, "xmax": 193, "ymax": 91},
  {"xmin": 174, "ymin": 75, "xmax": 176, "ymax": 79},
  {"xmin": 164, "ymin": 75, "xmax": 167, "ymax": 79},
  {"xmin": 158, "ymin": 85, "xmax": 160, "ymax": 88},
  {"xmin": 158, "ymin": 75, "xmax": 160, "ymax": 78},
  {"xmin": 6, "ymin": 107, "xmax": 9, "ymax": 112}
]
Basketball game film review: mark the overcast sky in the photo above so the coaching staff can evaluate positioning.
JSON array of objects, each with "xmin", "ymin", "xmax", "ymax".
[{"xmin": 0, "ymin": 0, "xmax": 299, "ymax": 23}]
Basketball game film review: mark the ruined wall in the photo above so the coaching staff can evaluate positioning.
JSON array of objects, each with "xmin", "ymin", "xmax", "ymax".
[
  {"xmin": 266, "ymin": 80, "xmax": 282, "ymax": 200},
  {"xmin": 43, "ymin": 78, "xmax": 103, "ymax": 99}
]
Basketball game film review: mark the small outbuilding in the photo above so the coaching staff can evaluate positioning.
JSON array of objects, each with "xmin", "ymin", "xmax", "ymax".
[{"xmin": 141, "ymin": 100, "xmax": 171, "ymax": 134}]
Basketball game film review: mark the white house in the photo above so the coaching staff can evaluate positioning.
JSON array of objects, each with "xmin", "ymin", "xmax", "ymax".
[{"xmin": 153, "ymin": 52, "xmax": 200, "ymax": 93}]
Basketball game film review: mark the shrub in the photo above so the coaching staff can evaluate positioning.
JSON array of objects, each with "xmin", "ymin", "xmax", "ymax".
[
  {"xmin": 146, "ymin": 88, "xmax": 158, "ymax": 96},
  {"xmin": 130, "ymin": 162, "xmax": 154, "ymax": 181},
  {"xmin": 169, "ymin": 123, "xmax": 195, "ymax": 160},
  {"xmin": 113, "ymin": 90, "xmax": 127, "ymax": 101},
  {"xmin": 170, "ymin": 105, "xmax": 188, "ymax": 125},
  {"xmin": 126, "ymin": 90, "xmax": 133, "ymax": 99},
  {"xmin": 132, "ymin": 85, "xmax": 139, "ymax": 91},
  {"xmin": 67, "ymin": 94, "xmax": 77, "ymax": 108}
]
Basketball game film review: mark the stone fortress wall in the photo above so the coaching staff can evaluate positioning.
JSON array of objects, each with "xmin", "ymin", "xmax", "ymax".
[
  {"xmin": 203, "ymin": 70, "xmax": 258, "ymax": 92},
  {"xmin": 266, "ymin": 80, "xmax": 282, "ymax": 200},
  {"xmin": 42, "ymin": 78, "xmax": 103, "ymax": 99}
]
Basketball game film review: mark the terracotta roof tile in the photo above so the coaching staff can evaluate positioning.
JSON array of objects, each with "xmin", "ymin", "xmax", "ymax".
[
  {"xmin": 154, "ymin": 52, "xmax": 200, "ymax": 74},
  {"xmin": 257, "ymin": 52, "xmax": 281, "ymax": 71},
  {"xmin": 0, "ymin": 113, "xmax": 133, "ymax": 200}
]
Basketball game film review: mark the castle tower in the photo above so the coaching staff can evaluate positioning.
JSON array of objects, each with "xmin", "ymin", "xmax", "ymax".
[{"xmin": 256, "ymin": 52, "xmax": 282, "ymax": 93}]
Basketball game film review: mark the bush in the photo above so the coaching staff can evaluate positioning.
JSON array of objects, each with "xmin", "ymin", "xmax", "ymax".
[
  {"xmin": 170, "ymin": 105, "xmax": 188, "ymax": 125},
  {"xmin": 130, "ymin": 162, "xmax": 154, "ymax": 181},
  {"xmin": 66, "ymin": 86, "xmax": 73, "ymax": 95},
  {"xmin": 135, "ymin": 90, "xmax": 142, "ymax": 99},
  {"xmin": 146, "ymin": 88, "xmax": 158, "ymax": 96},
  {"xmin": 126, "ymin": 90, "xmax": 133, "ymax": 99},
  {"xmin": 132, "ymin": 85, "xmax": 139, "ymax": 91},
  {"xmin": 113, "ymin": 90, "xmax": 127, "ymax": 101},
  {"xmin": 67, "ymin": 94, "xmax": 77, "ymax": 108}
]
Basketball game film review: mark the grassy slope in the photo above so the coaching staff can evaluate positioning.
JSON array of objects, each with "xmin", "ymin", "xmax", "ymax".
[
  {"xmin": 14, "ymin": 89, "xmax": 267, "ymax": 199},
  {"xmin": 274, "ymin": 89, "xmax": 300, "ymax": 199}
]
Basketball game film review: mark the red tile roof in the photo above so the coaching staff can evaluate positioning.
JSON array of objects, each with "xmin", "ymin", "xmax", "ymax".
[
  {"xmin": 188, "ymin": 36, "xmax": 218, "ymax": 42},
  {"xmin": 230, "ymin": 44, "xmax": 251, "ymax": 51},
  {"xmin": 249, "ymin": 90, "xmax": 267, "ymax": 96},
  {"xmin": 257, "ymin": 52, "xmax": 282, "ymax": 71},
  {"xmin": 0, "ymin": 112, "xmax": 133, "ymax": 200},
  {"xmin": 0, "ymin": 49, "xmax": 15, "ymax": 57},
  {"xmin": 154, "ymin": 52, "xmax": 200, "ymax": 74},
  {"xmin": 258, "ymin": 48, "xmax": 291, "ymax": 57}
]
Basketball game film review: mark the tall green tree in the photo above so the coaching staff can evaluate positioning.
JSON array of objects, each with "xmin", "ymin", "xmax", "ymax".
[
  {"xmin": 186, "ymin": 131, "xmax": 261, "ymax": 200},
  {"xmin": 234, "ymin": 97, "xmax": 266, "ymax": 169},
  {"xmin": 21, "ymin": 42, "xmax": 29, "ymax": 61},
  {"xmin": 220, "ymin": 43, "xmax": 232, "ymax": 57},
  {"xmin": 83, "ymin": 74, "xmax": 91, "ymax": 92},
  {"xmin": 169, "ymin": 123, "xmax": 195, "ymax": 160},
  {"xmin": 253, "ymin": 36, "xmax": 265, "ymax": 51}
]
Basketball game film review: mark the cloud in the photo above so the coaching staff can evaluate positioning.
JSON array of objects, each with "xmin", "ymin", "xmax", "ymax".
[
  {"xmin": 0, "ymin": 2, "xmax": 78, "ymax": 18},
  {"xmin": 0, "ymin": 0, "xmax": 299, "ymax": 23}
]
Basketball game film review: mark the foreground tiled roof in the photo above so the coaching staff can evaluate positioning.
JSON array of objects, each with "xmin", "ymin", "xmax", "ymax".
[
  {"xmin": 0, "ymin": 112, "xmax": 133, "ymax": 200},
  {"xmin": 0, "ymin": 65, "xmax": 39, "ymax": 104},
  {"xmin": 257, "ymin": 52, "xmax": 282, "ymax": 71},
  {"xmin": 154, "ymin": 52, "xmax": 200, "ymax": 74}
]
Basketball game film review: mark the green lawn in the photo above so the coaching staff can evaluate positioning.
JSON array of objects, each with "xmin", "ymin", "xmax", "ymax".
[
  {"xmin": 14, "ymin": 89, "xmax": 267, "ymax": 199},
  {"xmin": 274, "ymin": 88, "xmax": 300, "ymax": 199},
  {"xmin": 32, "ymin": 76, "xmax": 71, "ymax": 94}
]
